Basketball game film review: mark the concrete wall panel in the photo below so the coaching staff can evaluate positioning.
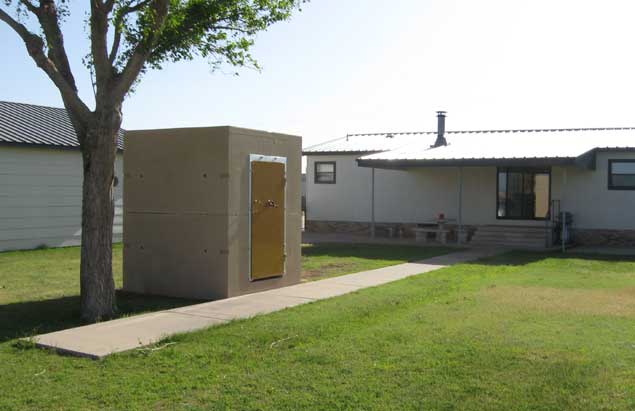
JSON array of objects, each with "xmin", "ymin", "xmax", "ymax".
[
  {"xmin": 123, "ymin": 213, "xmax": 229, "ymax": 300},
  {"xmin": 124, "ymin": 127, "xmax": 229, "ymax": 215}
]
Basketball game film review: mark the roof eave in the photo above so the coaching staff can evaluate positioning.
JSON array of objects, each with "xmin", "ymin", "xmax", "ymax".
[
  {"xmin": 0, "ymin": 140, "xmax": 124, "ymax": 152},
  {"xmin": 302, "ymin": 150, "xmax": 383, "ymax": 156},
  {"xmin": 356, "ymin": 157, "xmax": 577, "ymax": 169}
]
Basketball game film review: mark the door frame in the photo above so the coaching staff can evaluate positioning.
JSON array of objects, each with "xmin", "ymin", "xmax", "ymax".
[
  {"xmin": 495, "ymin": 166, "xmax": 552, "ymax": 221},
  {"xmin": 248, "ymin": 154, "xmax": 287, "ymax": 281}
]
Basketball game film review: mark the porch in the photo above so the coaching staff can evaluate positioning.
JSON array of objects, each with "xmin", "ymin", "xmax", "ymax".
[
  {"xmin": 356, "ymin": 163, "xmax": 572, "ymax": 249},
  {"xmin": 303, "ymin": 222, "xmax": 564, "ymax": 250}
]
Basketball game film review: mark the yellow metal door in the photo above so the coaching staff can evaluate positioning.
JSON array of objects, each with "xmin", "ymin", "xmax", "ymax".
[{"xmin": 251, "ymin": 161, "xmax": 285, "ymax": 280}]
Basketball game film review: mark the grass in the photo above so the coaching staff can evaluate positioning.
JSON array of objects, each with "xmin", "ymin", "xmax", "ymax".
[
  {"xmin": 0, "ymin": 244, "xmax": 199, "ymax": 342},
  {"xmin": 2, "ymin": 248, "xmax": 635, "ymax": 409},
  {"xmin": 301, "ymin": 243, "xmax": 454, "ymax": 280},
  {"xmin": 0, "ymin": 242, "xmax": 448, "ymax": 342}
]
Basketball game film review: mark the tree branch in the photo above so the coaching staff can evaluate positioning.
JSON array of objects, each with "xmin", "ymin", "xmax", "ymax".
[
  {"xmin": 108, "ymin": 0, "xmax": 152, "ymax": 65},
  {"xmin": 0, "ymin": 7, "xmax": 91, "ymax": 125},
  {"xmin": 210, "ymin": 25, "xmax": 255, "ymax": 34},
  {"xmin": 113, "ymin": 0, "xmax": 169, "ymax": 99},
  {"xmin": 109, "ymin": 26, "xmax": 122, "ymax": 65},
  {"xmin": 124, "ymin": 0, "xmax": 153, "ymax": 14},
  {"xmin": 90, "ymin": 0, "xmax": 113, "ymax": 92},
  {"xmin": 17, "ymin": 0, "xmax": 38, "ymax": 14},
  {"xmin": 104, "ymin": 0, "xmax": 116, "ymax": 12},
  {"xmin": 33, "ymin": 0, "xmax": 79, "ymax": 92}
]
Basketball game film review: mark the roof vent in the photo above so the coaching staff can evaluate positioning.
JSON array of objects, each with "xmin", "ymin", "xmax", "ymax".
[
  {"xmin": 432, "ymin": 111, "xmax": 447, "ymax": 147},
  {"xmin": 386, "ymin": 133, "xmax": 394, "ymax": 139}
]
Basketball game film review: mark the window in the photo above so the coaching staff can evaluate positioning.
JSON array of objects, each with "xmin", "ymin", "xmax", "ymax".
[
  {"xmin": 497, "ymin": 168, "xmax": 550, "ymax": 220},
  {"xmin": 608, "ymin": 160, "xmax": 635, "ymax": 190},
  {"xmin": 314, "ymin": 161, "xmax": 336, "ymax": 184}
]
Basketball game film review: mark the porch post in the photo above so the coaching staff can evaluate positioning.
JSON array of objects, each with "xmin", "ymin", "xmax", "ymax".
[
  {"xmin": 371, "ymin": 167, "xmax": 376, "ymax": 238},
  {"xmin": 458, "ymin": 166, "xmax": 463, "ymax": 244},
  {"xmin": 561, "ymin": 169, "xmax": 567, "ymax": 253}
]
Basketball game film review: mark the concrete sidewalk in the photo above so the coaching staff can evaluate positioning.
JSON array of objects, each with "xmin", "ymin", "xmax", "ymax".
[{"xmin": 34, "ymin": 248, "xmax": 500, "ymax": 359}]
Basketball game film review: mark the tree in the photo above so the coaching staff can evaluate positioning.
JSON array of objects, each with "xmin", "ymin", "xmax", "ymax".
[{"xmin": 0, "ymin": 0, "xmax": 303, "ymax": 322}]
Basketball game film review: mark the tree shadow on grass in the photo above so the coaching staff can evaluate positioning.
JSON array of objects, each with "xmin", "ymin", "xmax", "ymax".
[{"xmin": 0, "ymin": 290, "xmax": 199, "ymax": 343}]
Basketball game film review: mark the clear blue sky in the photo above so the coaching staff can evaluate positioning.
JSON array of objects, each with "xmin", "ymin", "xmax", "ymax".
[{"xmin": 3, "ymin": 0, "xmax": 635, "ymax": 149}]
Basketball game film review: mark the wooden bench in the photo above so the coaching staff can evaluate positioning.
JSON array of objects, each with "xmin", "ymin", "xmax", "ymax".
[
  {"xmin": 413, "ymin": 227, "xmax": 449, "ymax": 244},
  {"xmin": 376, "ymin": 225, "xmax": 400, "ymax": 238}
]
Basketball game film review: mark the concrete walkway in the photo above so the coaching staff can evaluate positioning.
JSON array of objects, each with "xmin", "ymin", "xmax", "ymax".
[{"xmin": 34, "ymin": 248, "xmax": 501, "ymax": 359}]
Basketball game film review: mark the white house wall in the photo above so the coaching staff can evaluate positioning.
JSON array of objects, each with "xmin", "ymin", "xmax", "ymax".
[
  {"xmin": 306, "ymin": 154, "xmax": 373, "ymax": 222},
  {"xmin": 306, "ymin": 155, "xmax": 537, "ymax": 226},
  {"xmin": 306, "ymin": 152, "xmax": 635, "ymax": 231},
  {"xmin": 0, "ymin": 145, "xmax": 124, "ymax": 251},
  {"xmin": 552, "ymin": 151, "xmax": 635, "ymax": 230}
]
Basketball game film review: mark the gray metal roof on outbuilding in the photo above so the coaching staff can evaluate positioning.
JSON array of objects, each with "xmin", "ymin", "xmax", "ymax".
[{"xmin": 0, "ymin": 101, "xmax": 124, "ymax": 150}]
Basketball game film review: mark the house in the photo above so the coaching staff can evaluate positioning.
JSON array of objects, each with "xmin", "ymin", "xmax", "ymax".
[
  {"xmin": 303, "ymin": 112, "xmax": 635, "ymax": 247},
  {"xmin": 0, "ymin": 101, "xmax": 124, "ymax": 251}
]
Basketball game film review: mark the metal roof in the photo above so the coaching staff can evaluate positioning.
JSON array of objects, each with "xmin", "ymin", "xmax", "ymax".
[
  {"xmin": 0, "ymin": 101, "xmax": 124, "ymax": 150},
  {"xmin": 357, "ymin": 128, "xmax": 635, "ymax": 164},
  {"xmin": 304, "ymin": 126, "xmax": 635, "ymax": 165},
  {"xmin": 303, "ymin": 131, "xmax": 435, "ymax": 154}
]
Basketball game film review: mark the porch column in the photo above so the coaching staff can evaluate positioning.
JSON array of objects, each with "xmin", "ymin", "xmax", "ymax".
[
  {"xmin": 457, "ymin": 166, "xmax": 463, "ymax": 244},
  {"xmin": 561, "ymin": 168, "xmax": 567, "ymax": 253},
  {"xmin": 371, "ymin": 167, "xmax": 376, "ymax": 238}
]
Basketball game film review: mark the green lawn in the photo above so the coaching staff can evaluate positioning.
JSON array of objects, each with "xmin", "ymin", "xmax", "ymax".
[
  {"xmin": 0, "ymin": 243, "xmax": 448, "ymax": 342},
  {"xmin": 2, "ymin": 249, "xmax": 635, "ymax": 410},
  {"xmin": 301, "ymin": 243, "xmax": 454, "ymax": 281}
]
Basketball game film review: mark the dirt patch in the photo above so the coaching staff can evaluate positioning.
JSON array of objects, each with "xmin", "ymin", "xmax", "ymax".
[
  {"xmin": 481, "ymin": 285, "xmax": 635, "ymax": 317},
  {"xmin": 301, "ymin": 262, "xmax": 357, "ymax": 281}
]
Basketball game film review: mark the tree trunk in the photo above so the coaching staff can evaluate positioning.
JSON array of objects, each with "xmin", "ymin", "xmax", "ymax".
[{"xmin": 78, "ymin": 106, "xmax": 121, "ymax": 322}]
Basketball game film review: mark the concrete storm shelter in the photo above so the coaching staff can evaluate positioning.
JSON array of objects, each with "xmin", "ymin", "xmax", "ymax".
[{"xmin": 123, "ymin": 126, "xmax": 302, "ymax": 300}]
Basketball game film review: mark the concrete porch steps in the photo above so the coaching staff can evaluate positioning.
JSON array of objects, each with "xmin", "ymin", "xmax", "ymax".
[{"xmin": 470, "ymin": 225, "xmax": 550, "ymax": 249}]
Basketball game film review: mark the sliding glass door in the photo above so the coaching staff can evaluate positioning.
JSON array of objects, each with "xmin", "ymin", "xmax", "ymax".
[{"xmin": 497, "ymin": 168, "xmax": 550, "ymax": 220}]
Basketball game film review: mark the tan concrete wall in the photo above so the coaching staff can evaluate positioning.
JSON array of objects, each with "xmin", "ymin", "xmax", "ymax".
[
  {"xmin": 123, "ymin": 126, "xmax": 301, "ymax": 300},
  {"xmin": 123, "ymin": 213, "xmax": 229, "ymax": 300},
  {"xmin": 0, "ymin": 145, "xmax": 123, "ymax": 251},
  {"xmin": 124, "ymin": 127, "xmax": 230, "ymax": 215},
  {"xmin": 226, "ymin": 128, "xmax": 302, "ymax": 296},
  {"xmin": 123, "ymin": 127, "xmax": 231, "ymax": 299}
]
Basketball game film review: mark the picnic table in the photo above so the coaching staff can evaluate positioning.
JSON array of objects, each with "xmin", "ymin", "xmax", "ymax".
[{"xmin": 413, "ymin": 219, "xmax": 457, "ymax": 244}]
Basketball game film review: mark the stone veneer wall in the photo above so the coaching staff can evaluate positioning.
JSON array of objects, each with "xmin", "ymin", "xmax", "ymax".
[
  {"xmin": 305, "ymin": 220, "xmax": 476, "ymax": 242},
  {"xmin": 574, "ymin": 229, "xmax": 635, "ymax": 246},
  {"xmin": 307, "ymin": 221, "xmax": 635, "ymax": 246},
  {"xmin": 306, "ymin": 220, "xmax": 371, "ymax": 235}
]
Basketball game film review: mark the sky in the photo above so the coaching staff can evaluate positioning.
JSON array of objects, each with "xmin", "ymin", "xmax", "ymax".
[{"xmin": 3, "ymin": 0, "xmax": 635, "ymax": 151}]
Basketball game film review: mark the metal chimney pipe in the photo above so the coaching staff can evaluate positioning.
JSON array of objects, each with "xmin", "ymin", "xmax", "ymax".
[{"xmin": 434, "ymin": 111, "xmax": 447, "ymax": 147}]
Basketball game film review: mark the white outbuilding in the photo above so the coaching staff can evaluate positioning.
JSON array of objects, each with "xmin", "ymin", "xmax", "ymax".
[{"xmin": 0, "ymin": 101, "xmax": 124, "ymax": 251}]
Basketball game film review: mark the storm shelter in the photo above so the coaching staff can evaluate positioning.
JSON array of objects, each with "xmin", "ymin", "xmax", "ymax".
[{"xmin": 123, "ymin": 126, "xmax": 302, "ymax": 300}]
